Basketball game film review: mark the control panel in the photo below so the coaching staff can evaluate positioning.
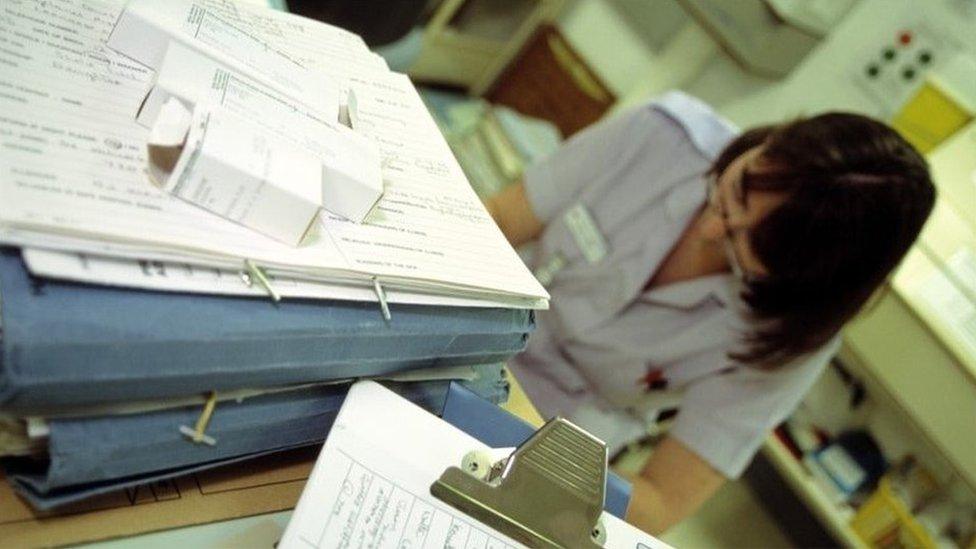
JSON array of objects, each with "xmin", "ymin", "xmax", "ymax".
[{"xmin": 852, "ymin": 24, "xmax": 953, "ymax": 115}]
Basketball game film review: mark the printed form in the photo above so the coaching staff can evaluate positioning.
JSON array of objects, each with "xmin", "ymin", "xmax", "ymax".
[
  {"xmin": 280, "ymin": 382, "xmax": 668, "ymax": 549},
  {"xmin": 0, "ymin": 0, "xmax": 547, "ymax": 305},
  {"xmin": 21, "ymin": 249, "xmax": 536, "ymax": 308}
]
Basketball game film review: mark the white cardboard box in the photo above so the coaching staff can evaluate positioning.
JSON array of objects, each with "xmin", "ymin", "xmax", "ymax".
[
  {"xmin": 114, "ymin": 2, "xmax": 384, "ymax": 233},
  {"xmin": 143, "ymin": 43, "xmax": 383, "ymax": 225},
  {"xmin": 318, "ymin": 122, "xmax": 384, "ymax": 223},
  {"xmin": 109, "ymin": 2, "xmax": 341, "ymax": 124},
  {"xmin": 164, "ymin": 105, "xmax": 323, "ymax": 246},
  {"xmin": 135, "ymin": 41, "xmax": 221, "ymax": 128}
]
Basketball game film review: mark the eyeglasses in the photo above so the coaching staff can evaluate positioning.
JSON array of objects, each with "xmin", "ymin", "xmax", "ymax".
[{"xmin": 706, "ymin": 175, "xmax": 760, "ymax": 283}]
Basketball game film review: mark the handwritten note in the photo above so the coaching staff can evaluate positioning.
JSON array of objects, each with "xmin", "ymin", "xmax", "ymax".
[
  {"xmin": 301, "ymin": 445, "xmax": 516, "ymax": 549},
  {"xmin": 321, "ymin": 74, "xmax": 545, "ymax": 297},
  {"xmin": 280, "ymin": 382, "xmax": 521, "ymax": 549},
  {"xmin": 0, "ymin": 0, "xmax": 344, "ymax": 269}
]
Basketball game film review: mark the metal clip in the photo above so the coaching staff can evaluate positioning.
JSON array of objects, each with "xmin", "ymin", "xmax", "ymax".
[
  {"xmin": 372, "ymin": 276, "xmax": 391, "ymax": 321},
  {"xmin": 431, "ymin": 417, "xmax": 609, "ymax": 548},
  {"xmin": 243, "ymin": 259, "xmax": 281, "ymax": 303},
  {"xmin": 179, "ymin": 391, "xmax": 219, "ymax": 446}
]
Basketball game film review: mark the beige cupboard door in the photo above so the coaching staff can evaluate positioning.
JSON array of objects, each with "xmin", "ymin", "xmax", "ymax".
[{"xmin": 409, "ymin": 0, "xmax": 565, "ymax": 94}]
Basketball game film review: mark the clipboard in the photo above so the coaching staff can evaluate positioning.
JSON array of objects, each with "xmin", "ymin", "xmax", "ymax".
[{"xmin": 279, "ymin": 381, "xmax": 666, "ymax": 549}]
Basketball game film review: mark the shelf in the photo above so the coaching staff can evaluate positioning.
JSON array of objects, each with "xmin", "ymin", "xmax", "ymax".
[
  {"xmin": 843, "ymin": 292, "xmax": 976, "ymax": 493},
  {"xmin": 761, "ymin": 436, "xmax": 869, "ymax": 549}
]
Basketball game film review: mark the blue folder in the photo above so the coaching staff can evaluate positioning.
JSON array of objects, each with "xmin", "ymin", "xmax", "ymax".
[
  {"xmin": 0, "ymin": 249, "xmax": 533, "ymax": 412},
  {"xmin": 5, "ymin": 367, "xmax": 508, "ymax": 510},
  {"xmin": 440, "ymin": 381, "xmax": 633, "ymax": 520}
]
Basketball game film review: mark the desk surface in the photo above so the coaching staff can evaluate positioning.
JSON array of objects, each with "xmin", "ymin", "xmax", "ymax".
[{"xmin": 500, "ymin": 369, "xmax": 545, "ymax": 428}]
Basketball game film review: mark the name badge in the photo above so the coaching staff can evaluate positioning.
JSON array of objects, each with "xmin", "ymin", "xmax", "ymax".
[{"xmin": 563, "ymin": 203, "xmax": 608, "ymax": 264}]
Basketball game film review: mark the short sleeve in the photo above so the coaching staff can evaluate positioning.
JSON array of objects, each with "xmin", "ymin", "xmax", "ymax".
[
  {"xmin": 669, "ymin": 338, "xmax": 840, "ymax": 478},
  {"xmin": 522, "ymin": 105, "xmax": 671, "ymax": 224}
]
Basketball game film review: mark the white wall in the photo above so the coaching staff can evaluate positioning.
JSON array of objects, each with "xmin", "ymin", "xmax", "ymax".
[
  {"xmin": 682, "ymin": 53, "xmax": 777, "ymax": 119},
  {"xmin": 559, "ymin": 0, "xmax": 974, "ymax": 129},
  {"xmin": 721, "ymin": 0, "xmax": 976, "ymax": 127},
  {"xmin": 556, "ymin": 0, "xmax": 657, "ymax": 97},
  {"xmin": 556, "ymin": 0, "xmax": 719, "ymax": 109}
]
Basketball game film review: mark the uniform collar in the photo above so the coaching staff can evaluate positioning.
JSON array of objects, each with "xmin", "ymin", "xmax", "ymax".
[
  {"xmin": 640, "ymin": 273, "xmax": 739, "ymax": 310},
  {"xmin": 653, "ymin": 91, "xmax": 739, "ymax": 159}
]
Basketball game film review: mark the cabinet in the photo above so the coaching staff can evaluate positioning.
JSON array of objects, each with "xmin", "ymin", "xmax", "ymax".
[{"xmin": 409, "ymin": 0, "xmax": 565, "ymax": 94}]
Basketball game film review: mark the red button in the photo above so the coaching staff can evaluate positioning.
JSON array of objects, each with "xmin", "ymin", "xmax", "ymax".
[
  {"xmin": 639, "ymin": 368, "xmax": 668, "ymax": 391},
  {"xmin": 899, "ymin": 31, "xmax": 913, "ymax": 45}
]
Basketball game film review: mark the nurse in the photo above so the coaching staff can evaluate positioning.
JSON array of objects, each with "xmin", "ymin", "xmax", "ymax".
[{"xmin": 486, "ymin": 92, "xmax": 935, "ymax": 534}]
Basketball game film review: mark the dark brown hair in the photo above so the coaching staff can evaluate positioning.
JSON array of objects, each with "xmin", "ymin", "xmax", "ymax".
[{"xmin": 711, "ymin": 113, "xmax": 935, "ymax": 366}]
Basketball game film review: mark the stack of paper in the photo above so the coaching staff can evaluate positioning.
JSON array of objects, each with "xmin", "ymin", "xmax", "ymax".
[
  {"xmin": 0, "ymin": 0, "xmax": 544, "ymax": 512},
  {"xmin": 0, "ymin": 246, "xmax": 531, "ymax": 509},
  {"xmin": 0, "ymin": 0, "xmax": 549, "ymax": 310},
  {"xmin": 0, "ymin": 250, "xmax": 532, "ymax": 413},
  {"xmin": 5, "ymin": 368, "xmax": 512, "ymax": 510}
]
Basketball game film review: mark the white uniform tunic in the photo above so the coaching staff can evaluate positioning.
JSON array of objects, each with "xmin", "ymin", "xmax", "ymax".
[{"xmin": 509, "ymin": 92, "xmax": 839, "ymax": 479}]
